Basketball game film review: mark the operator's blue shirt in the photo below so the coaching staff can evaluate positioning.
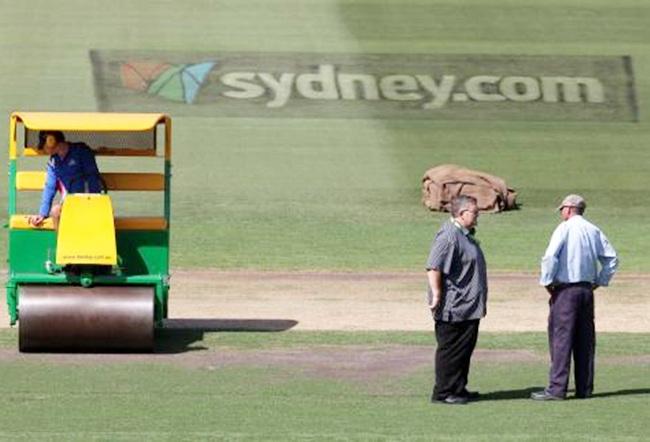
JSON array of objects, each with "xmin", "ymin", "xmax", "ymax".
[{"xmin": 38, "ymin": 143, "xmax": 102, "ymax": 217}]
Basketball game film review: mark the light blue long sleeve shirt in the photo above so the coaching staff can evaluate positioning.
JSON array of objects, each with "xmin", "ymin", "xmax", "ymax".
[{"xmin": 540, "ymin": 215, "xmax": 618, "ymax": 287}]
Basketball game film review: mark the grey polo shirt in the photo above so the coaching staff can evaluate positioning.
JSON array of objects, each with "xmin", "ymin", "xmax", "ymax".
[{"xmin": 426, "ymin": 219, "xmax": 488, "ymax": 322}]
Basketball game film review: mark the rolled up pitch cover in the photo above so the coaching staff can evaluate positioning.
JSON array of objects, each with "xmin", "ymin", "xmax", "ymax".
[{"xmin": 18, "ymin": 286, "xmax": 154, "ymax": 352}]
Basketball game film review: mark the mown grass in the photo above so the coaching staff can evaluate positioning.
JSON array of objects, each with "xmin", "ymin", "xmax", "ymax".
[
  {"xmin": 1, "ymin": 0, "xmax": 650, "ymax": 272},
  {"xmin": 0, "ymin": 330, "xmax": 648, "ymax": 441},
  {"xmin": 1, "ymin": 328, "xmax": 649, "ymax": 356},
  {"xmin": 0, "ymin": 1, "xmax": 648, "ymax": 439}
]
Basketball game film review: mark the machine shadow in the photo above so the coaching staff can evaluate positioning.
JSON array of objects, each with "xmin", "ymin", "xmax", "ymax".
[{"xmin": 155, "ymin": 318, "xmax": 299, "ymax": 353}]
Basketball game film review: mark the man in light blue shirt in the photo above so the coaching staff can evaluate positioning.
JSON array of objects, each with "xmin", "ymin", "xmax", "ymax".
[{"xmin": 531, "ymin": 194, "xmax": 618, "ymax": 401}]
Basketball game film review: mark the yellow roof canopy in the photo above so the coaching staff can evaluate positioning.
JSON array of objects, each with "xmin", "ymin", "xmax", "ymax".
[{"xmin": 12, "ymin": 111, "xmax": 169, "ymax": 131}]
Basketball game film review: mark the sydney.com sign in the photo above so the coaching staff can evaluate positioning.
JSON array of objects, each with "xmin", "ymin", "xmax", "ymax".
[{"xmin": 91, "ymin": 51, "xmax": 637, "ymax": 122}]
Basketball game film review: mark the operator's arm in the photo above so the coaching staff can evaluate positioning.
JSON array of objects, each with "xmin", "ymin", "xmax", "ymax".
[
  {"xmin": 29, "ymin": 161, "xmax": 57, "ymax": 226},
  {"xmin": 79, "ymin": 146, "xmax": 102, "ymax": 192}
]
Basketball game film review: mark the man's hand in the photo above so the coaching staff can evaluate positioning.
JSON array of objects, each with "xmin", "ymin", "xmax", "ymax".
[
  {"xmin": 428, "ymin": 295, "xmax": 440, "ymax": 312},
  {"xmin": 27, "ymin": 215, "xmax": 45, "ymax": 227},
  {"xmin": 427, "ymin": 269, "xmax": 443, "ymax": 315}
]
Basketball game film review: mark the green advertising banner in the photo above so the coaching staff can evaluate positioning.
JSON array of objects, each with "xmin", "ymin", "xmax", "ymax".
[{"xmin": 91, "ymin": 51, "xmax": 637, "ymax": 122}]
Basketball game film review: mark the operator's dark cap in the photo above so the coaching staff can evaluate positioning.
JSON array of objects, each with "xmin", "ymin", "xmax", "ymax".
[
  {"xmin": 557, "ymin": 194, "xmax": 586, "ymax": 211},
  {"xmin": 37, "ymin": 130, "xmax": 65, "ymax": 149}
]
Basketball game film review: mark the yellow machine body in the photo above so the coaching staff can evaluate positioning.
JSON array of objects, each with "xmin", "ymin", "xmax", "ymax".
[{"xmin": 55, "ymin": 194, "xmax": 117, "ymax": 266}]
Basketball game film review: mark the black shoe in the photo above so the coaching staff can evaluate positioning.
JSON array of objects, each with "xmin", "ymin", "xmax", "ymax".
[
  {"xmin": 461, "ymin": 389, "xmax": 480, "ymax": 400},
  {"xmin": 530, "ymin": 390, "xmax": 564, "ymax": 401},
  {"xmin": 436, "ymin": 395, "xmax": 469, "ymax": 405},
  {"xmin": 575, "ymin": 392, "xmax": 592, "ymax": 399}
]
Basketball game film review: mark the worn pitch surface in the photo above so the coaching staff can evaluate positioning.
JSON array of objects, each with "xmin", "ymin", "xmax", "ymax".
[{"xmin": 3, "ymin": 271, "xmax": 647, "ymax": 332}]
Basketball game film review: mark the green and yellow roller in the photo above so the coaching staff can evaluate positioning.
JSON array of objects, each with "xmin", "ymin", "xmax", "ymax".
[{"xmin": 6, "ymin": 112, "xmax": 172, "ymax": 352}]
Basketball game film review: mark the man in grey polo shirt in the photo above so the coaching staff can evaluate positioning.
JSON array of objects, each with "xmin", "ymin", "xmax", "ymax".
[{"xmin": 426, "ymin": 195, "xmax": 488, "ymax": 405}]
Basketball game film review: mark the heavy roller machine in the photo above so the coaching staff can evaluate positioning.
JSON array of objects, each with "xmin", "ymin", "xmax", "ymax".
[{"xmin": 6, "ymin": 112, "xmax": 172, "ymax": 351}]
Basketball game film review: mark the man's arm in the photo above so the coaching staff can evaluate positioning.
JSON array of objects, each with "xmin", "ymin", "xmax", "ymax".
[
  {"xmin": 596, "ymin": 231, "xmax": 619, "ymax": 287},
  {"xmin": 425, "ymin": 230, "xmax": 452, "ymax": 313},
  {"xmin": 540, "ymin": 224, "xmax": 566, "ymax": 287},
  {"xmin": 427, "ymin": 269, "xmax": 443, "ymax": 311}
]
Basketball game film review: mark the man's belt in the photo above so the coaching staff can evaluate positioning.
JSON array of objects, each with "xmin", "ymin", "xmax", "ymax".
[{"xmin": 553, "ymin": 282, "xmax": 593, "ymax": 291}]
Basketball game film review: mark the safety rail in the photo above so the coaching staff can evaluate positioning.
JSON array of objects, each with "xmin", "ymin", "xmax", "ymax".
[
  {"xmin": 16, "ymin": 172, "xmax": 165, "ymax": 191},
  {"xmin": 23, "ymin": 147, "xmax": 157, "ymax": 157},
  {"xmin": 9, "ymin": 215, "xmax": 167, "ymax": 231}
]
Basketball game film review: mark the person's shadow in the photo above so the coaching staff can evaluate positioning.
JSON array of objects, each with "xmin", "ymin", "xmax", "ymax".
[
  {"xmin": 155, "ymin": 318, "xmax": 298, "ymax": 353},
  {"xmin": 478, "ymin": 387, "xmax": 542, "ymax": 401},
  {"xmin": 589, "ymin": 388, "xmax": 650, "ymax": 399},
  {"xmin": 479, "ymin": 387, "xmax": 650, "ymax": 401}
]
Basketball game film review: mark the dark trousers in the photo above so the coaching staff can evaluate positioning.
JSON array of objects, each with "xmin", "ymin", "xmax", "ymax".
[
  {"xmin": 547, "ymin": 284, "xmax": 595, "ymax": 398},
  {"xmin": 432, "ymin": 319, "xmax": 480, "ymax": 400}
]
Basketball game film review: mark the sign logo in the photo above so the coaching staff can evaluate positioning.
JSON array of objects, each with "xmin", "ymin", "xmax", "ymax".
[
  {"xmin": 91, "ymin": 51, "xmax": 638, "ymax": 122},
  {"xmin": 119, "ymin": 61, "xmax": 216, "ymax": 104}
]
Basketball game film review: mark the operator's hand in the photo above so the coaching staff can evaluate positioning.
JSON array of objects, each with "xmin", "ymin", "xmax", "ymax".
[{"xmin": 28, "ymin": 215, "xmax": 45, "ymax": 226}]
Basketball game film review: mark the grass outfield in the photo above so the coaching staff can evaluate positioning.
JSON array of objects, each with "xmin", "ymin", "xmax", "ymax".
[
  {"xmin": 1, "ymin": 0, "xmax": 650, "ymax": 271},
  {"xmin": 0, "ymin": 330, "xmax": 648, "ymax": 440},
  {"xmin": 1, "ymin": 3, "xmax": 648, "ymax": 440}
]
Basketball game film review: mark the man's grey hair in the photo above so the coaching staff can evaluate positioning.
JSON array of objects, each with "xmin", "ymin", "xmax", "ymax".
[{"xmin": 450, "ymin": 195, "xmax": 478, "ymax": 217}]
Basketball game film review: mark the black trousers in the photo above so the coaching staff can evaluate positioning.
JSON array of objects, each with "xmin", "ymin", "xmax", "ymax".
[
  {"xmin": 547, "ymin": 283, "xmax": 595, "ymax": 398},
  {"xmin": 433, "ymin": 319, "xmax": 480, "ymax": 400}
]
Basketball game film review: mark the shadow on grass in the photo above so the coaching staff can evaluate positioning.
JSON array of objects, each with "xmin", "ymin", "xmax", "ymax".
[
  {"xmin": 479, "ymin": 387, "xmax": 543, "ymax": 401},
  {"xmin": 591, "ymin": 388, "xmax": 650, "ymax": 399},
  {"xmin": 479, "ymin": 387, "xmax": 650, "ymax": 401},
  {"xmin": 155, "ymin": 318, "xmax": 298, "ymax": 353}
]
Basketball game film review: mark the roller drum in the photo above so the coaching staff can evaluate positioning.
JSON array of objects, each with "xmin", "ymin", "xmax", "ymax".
[{"xmin": 18, "ymin": 286, "xmax": 154, "ymax": 352}]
